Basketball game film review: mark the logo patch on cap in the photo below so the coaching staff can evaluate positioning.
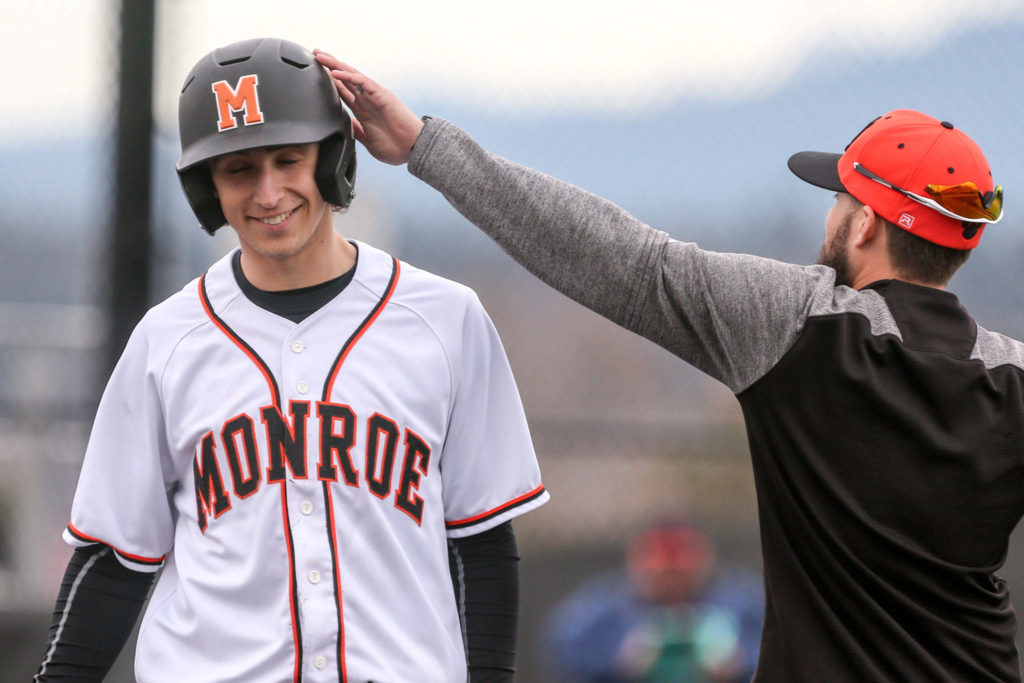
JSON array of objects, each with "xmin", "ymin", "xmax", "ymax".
[
  {"xmin": 211, "ymin": 74, "xmax": 264, "ymax": 132},
  {"xmin": 898, "ymin": 213, "xmax": 915, "ymax": 229}
]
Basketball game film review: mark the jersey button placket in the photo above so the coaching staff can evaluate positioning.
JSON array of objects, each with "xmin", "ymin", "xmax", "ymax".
[
  {"xmin": 284, "ymin": 338, "xmax": 307, "ymax": 391},
  {"xmin": 280, "ymin": 336, "xmax": 337, "ymax": 677}
]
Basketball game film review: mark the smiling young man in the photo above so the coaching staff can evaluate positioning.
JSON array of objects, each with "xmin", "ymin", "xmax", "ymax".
[
  {"xmin": 315, "ymin": 53, "xmax": 1023, "ymax": 681},
  {"xmin": 208, "ymin": 142, "xmax": 357, "ymax": 288},
  {"xmin": 35, "ymin": 38, "xmax": 547, "ymax": 683}
]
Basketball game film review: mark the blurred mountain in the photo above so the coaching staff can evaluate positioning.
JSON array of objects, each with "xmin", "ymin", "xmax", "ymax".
[
  {"xmin": 1, "ymin": 21, "xmax": 1022, "ymax": 331},
  {"xmin": 395, "ymin": 21, "xmax": 1023, "ymax": 225}
]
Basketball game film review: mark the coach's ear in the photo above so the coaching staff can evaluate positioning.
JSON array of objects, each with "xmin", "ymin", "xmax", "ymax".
[{"xmin": 851, "ymin": 202, "xmax": 879, "ymax": 248}]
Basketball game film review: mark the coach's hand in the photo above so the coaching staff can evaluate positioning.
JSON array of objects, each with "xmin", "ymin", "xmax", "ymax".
[{"xmin": 314, "ymin": 50, "xmax": 424, "ymax": 166}]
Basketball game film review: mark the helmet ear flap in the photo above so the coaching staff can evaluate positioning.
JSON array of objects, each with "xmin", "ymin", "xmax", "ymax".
[
  {"xmin": 179, "ymin": 165, "xmax": 227, "ymax": 235},
  {"xmin": 316, "ymin": 132, "xmax": 357, "ymax": 210}
]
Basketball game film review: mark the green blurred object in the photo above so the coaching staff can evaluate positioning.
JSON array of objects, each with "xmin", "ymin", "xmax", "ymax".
[{"xmin": 643, "ymin": 605, "xmax": 741, "ymax": 682}]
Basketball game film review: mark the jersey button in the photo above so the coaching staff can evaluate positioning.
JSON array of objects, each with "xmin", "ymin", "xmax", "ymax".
[
  {"xmin": 296, "ymin": 381, "xmax": 309, "ymax": 394},
  {"xmin": 308, "ymin": 570, "xmax": 321, "ymax": 584},
  {"xmin": 291, "ymin": 341, "xmax": 305, "ymax": 353},
  {"xmin": 300, "ymin": 501, "xmax": 314, "ymax": 515},
  {"xmin": 313, "ymin": 655, "xmax": 327, "ymax": 670}
]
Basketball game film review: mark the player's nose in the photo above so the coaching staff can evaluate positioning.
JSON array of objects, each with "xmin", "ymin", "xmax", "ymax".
[{"xmin": 252, "ymin": 166, "xmax": 285, "ymax": 208}]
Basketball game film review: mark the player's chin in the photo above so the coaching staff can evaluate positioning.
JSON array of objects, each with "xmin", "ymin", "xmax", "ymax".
[
  {"xmin": 256, "ymin": 238, "xmax": 308, "ymax": 261},
  {"xmin": 235, "ymin": 227, "xmax": 301, "ymax": 259}
]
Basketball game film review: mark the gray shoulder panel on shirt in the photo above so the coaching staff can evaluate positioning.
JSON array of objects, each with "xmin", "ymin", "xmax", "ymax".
[
  {"xmin": 973, "ymin": 326, "xmax": 1024, "ymax": 372},
  {"xmin": 808, "ymin": 286, "xmax": 902, "ymax": 340}
]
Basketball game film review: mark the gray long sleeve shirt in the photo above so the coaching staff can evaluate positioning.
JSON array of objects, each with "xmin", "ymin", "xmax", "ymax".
[{"xmin": 409, "ymin": 117, "xmax": 1024, "ymax": 681}]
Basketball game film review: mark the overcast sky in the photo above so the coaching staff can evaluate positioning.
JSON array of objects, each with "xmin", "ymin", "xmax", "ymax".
[{"xmin": 2, "ymin": 0, "xmax": 1022, "ymax": 140}]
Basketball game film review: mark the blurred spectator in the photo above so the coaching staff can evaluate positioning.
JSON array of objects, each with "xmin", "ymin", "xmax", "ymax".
[{"xmin": 545, "ymin": 519, "xmax": 763, "ymax": 682}]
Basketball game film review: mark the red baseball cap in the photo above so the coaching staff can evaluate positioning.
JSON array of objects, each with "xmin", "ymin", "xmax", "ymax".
[
  {"xmin": 627, "ymin": 521, "xmax": 712, "ymax": 572},
  {"xmin": 788, "ymin": 109, "xmax": 999, "ymax": 249}
]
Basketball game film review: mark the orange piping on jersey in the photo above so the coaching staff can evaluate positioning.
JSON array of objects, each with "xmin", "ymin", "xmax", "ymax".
[
  {"xmin": 198, "ymin": 275, "xmax": 281, "ymax": 407},
  {"xmin": 444, "ymin": 484, "xmax": 547, "ymax": 529},
  {"xmin": 323, "ymin": 258, "xmax": 401, "ymax": 399},
  {"xmin": 66, "ymin": 521, "xmax": 166, "ymax": 565},
  {"xmin": 323, "ymin": 485, "xmax": 348, "ymax": 682},
  {"xmin": 279, "ymin": 486, "xmax": 302, "ymax": 683}
]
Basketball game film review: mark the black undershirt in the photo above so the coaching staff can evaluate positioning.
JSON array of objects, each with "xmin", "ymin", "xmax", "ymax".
[
  {"xmin": 230, "ymin": 249, "xmax": 355, "ymax": 323},
  {"xmin": 37, "ymin": 252, "xmax": 519, "ymax": 680}
]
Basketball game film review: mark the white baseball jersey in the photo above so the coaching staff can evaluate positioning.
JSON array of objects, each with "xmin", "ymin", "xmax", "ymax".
[{"xmin": 63, "ymin": 241, "xmax": 548, "ymax": 683}]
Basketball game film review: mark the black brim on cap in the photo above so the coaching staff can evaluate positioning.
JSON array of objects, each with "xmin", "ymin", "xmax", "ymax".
[{"xmin": 788, "ymin": 151, "xmax": 845, "ymax": 192}]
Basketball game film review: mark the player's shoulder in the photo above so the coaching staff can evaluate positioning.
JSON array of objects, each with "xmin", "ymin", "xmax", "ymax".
[
  {"xmin": 351, "ymin": 242, "xmax": 496, "ymax": 363},
  {"xmin": 398, "ymin": 260, "xmax": 479, "ymax": 306},
  {"xmin": 354, "ymin": 240, "xmax": 482, "ymax": 315},
  {"xmin": 129, "ymin": 250, "xmax": 236, "ymax": 351}
]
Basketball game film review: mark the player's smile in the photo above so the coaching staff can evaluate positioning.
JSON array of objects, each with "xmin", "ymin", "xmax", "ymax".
[
  {"xmin": 248, "ymin": 203, "xmax": 305, "ymax": 233},
  {"xmin": 210, "ymin": 142, "xmax": 335, "ymax": 274},
  {"xmin": 255, "ymin": 207, "xmax": 298, "ymax": 226}
]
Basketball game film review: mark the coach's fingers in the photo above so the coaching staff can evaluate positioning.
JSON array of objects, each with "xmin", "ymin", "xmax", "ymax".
[
  {"xmin": 317, "ymin": 66, "xmax": 358, "ymax": 103},
  {"xmin": 314, "ymin": 53, "xmax": 369, "ymax": 89},
  {"xmin": 314, "ymin": 56, "xmax": 422, "ymax": 164},
  {"xmin": 351, "ymin": 116, "xmax": 366, "ymax": 141},
  {"xmin": 332, "ymin": 69, "xmax": 374, "ymax": 99},
  {"xmin": 314, "ymin": 51, "xmax": 362, "ymax": 102},
  {"xmin": 313, "ymin": 49, "xmax": 352, "ymax": 73}
]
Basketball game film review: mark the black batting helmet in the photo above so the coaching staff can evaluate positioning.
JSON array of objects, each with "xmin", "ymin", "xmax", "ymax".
[{"xmin": 176, "ymin": 37, "xmax": 357, "ymax": 235}]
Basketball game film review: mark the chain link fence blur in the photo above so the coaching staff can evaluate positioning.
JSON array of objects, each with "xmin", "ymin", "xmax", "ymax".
[
  {"xmin": 0, "ymin": 0, "xmax": 116, "ymax": 603},
  {"xmin": 2, "ymin": 1, "xmax": 1024, "ymax": 679}
]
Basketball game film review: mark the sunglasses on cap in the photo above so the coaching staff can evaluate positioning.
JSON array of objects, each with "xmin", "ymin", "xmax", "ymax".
[{"xmin": 853, "ymin": 162, "xmax": 1003, "ymax": 224}]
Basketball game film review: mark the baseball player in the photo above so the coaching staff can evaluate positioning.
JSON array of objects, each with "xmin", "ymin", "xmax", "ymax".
[
  {"xmin": 35, "ymin": 38, "xmax": 547, "ymax": 683},
  {"xmin": 316, "ymin": 53, "xmax": 1024, "ymax": 681}
]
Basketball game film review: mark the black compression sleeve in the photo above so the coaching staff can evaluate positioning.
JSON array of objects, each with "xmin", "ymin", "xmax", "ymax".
[
  {"xmin": 35, "ymin": 544, "xmax": 156, "ymax": 682},
  {"xmin": 448, "ymin": 521, "xmax": 520, "ymax": 682}
]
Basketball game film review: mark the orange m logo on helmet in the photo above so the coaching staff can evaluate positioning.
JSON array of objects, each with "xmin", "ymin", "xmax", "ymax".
[{"xmin": 211, "ymin": 74, "xmax": 264, "ymax": 132}]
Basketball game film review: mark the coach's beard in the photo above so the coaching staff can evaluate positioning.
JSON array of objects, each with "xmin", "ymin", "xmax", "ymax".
[{"xmin": 817, "ymin": 212, "xmax": 854, "ymax": 289}]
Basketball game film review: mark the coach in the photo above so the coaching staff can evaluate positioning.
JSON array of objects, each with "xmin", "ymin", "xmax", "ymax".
[{"xmin": 317, "ymin": 50, "xmax": 1022, "ymax": 681}]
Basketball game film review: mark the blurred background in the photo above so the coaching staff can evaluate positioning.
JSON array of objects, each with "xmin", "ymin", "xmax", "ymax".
[{"xmin": 3, "ymin": 0, "xmax": 1024, "ymax": 680}]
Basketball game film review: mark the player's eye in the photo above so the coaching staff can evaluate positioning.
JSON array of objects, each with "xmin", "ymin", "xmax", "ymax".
[
  {"xmin": 278, "ymin": 151, "xmax": 307, "ymax": 164},
  {"xmin": 215, "ymin": 159, "xmax": 251, "ymax": 174}
]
